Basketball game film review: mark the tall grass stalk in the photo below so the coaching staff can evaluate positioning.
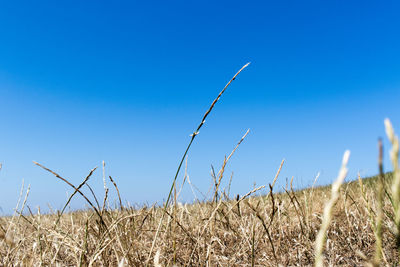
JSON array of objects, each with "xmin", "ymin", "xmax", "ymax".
[
  {"xmin": 213, "ymin": 128, "xmax": 250, "ymax": 203},
  {"xmin": 314, "ymin": 150, "xmax": 350, "ymax": 267},
  {"xmin": 374, "ymin": 139, "xmax": 384, "ymax": 265},
  {"xmin": 385, "ymin": 118, "xmax": 400, "ymax": 262},
  {"xmin": 146, "ymin": 63, "xmax": 250, "ymax": 265}
]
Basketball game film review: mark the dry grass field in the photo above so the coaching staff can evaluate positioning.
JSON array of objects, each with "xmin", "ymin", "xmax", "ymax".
[
  {"xmin": 0, "ymin": 169, "xmax": 399, "ymax": 266},
  {"xmin": 1, "ymin": 64, "xmax": 399, "ymax": 266}
]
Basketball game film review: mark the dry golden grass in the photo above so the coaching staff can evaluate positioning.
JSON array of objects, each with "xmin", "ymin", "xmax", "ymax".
[
  {"xmin": 1, "ymin": 65, "xmax": 399, "ymax": 266},
  {"xmin": 0, "ymin": 172, "xmax": 398, "ymax": 266}
]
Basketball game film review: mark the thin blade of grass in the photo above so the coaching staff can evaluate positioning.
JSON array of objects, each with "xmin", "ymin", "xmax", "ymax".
[{"xmin": 146, "ymin": 62, "xmax": 250, "ymax": 265}]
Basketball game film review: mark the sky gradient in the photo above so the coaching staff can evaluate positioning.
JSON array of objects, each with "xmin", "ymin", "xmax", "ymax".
[{"xmin": 0, "ymin": 1, "xmax": 400, "ymax": 214}]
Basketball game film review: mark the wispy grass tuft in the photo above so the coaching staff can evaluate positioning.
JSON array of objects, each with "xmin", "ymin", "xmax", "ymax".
[
  {"xmin": 314, "ymin": 150, "xmax": 350, "ymax": 267},
  {"xmin": 385, "ymin": 118, "xmax": 400, "ymax": 263}
]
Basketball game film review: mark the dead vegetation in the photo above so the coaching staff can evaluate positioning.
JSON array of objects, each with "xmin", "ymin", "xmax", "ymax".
[{"xmin": 0, "ymin": 170, "xmax": 398, "ymax": 266}]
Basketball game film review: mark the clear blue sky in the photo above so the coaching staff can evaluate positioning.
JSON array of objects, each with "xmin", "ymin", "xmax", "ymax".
[{"xmin": 0, "ymin": 1, "xmax": 399, "ymax": 214}]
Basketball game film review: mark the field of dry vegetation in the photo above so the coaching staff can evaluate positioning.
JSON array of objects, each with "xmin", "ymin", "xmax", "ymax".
[{"xmin": 1, "ymin": 64, "xmax": 400, "ymax": 266}]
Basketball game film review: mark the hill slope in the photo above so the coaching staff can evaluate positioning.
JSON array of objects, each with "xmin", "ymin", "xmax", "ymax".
[{"xmin": 0, "ymin": 172, "xmax": 397, "ymax": 266}]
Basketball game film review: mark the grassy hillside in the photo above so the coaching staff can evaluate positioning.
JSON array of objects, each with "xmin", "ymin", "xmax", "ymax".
[{"xmin": 0, "ymin": 171, "xmax": 398, "ymax": 266}]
